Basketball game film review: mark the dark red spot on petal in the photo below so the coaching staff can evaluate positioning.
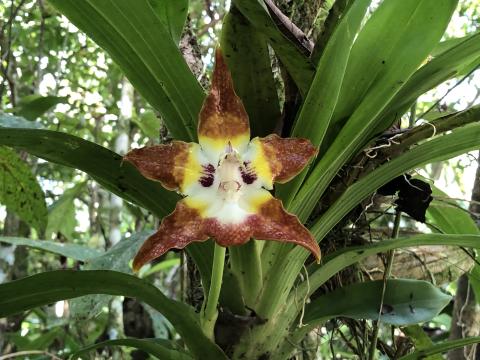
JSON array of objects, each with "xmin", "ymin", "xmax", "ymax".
[
  {"xmin": 203, "ymin": 164, "xmax": 215, "ymax": 173},
  {"xmin": 241, "ymin": 162, "xmax": 257, "ymax": 185},
  {"xmin": 200, "ymin": 174, "xmax": 214, "ymax": 187},
  {"xmin": 199, "ymin": 163, "xmax": 216, "ymax": 187}
]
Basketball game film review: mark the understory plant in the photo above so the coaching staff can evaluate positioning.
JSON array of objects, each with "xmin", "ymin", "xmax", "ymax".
[{"xmin": 1, "ymin": 0, "xmax": 480, "ymax": 359}]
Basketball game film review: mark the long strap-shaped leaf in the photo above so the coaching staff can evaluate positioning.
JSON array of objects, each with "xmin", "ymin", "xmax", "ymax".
[
  {"xmin": 255, "ymin": 121, "xmax": 480, "ymax": 320},
  {"xmin": 71, "ymin": 338, "xmax": 193, "ymax": 360},
  {"xmin": 398, "ymin": 337, "xmax": 480, "ymax": 360},
  {"xmin": 233, "ymin": 0, "xmax": 314, "ymax": 95},
  {"xmin": 0, "ymin": 128, "xmax": 179, "ymax": 217},
  {"xmin": 378, "ymin": 32, "xmax": 480, "ymax": 132},
  {"xmin": 330, "ymin": 0, "xmax": 458, "ymax": 128},
  {"xmin": 306, "ymin": 234, "xmax": 480, "ymax": 298},
  {"xmin": 292, "ymin": 0, "xmax": 458, "ymax": 222},
  {"xmin": 310, "ymin": 121, "xmax": 480, "ymax": 242},
  {"xmin": 236, "ymin": 233, "xmax": 480, "ymax": 359},
  {"xmin": 0, "ymin": 270, "xmax": 227, "ymax": 359},
  {"xmin": 0, "ymin": 236, "xmax": 102, "ymax": 261},
  {"xmin": 48, "ymin": 0, "xmax": 204, "ymax": 141},
  {"xmin": 221, "ymin": 6, "xmax": 281, "ymax": 137},
  {"xmin": 276, "ymin": 0, "xmax": 371, "ymax": 205}
]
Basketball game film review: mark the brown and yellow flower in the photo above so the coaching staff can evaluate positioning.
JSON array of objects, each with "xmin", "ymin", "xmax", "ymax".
[{"xmin": 125, "ymin": 49, "xmax": 320, "ymax": 271}]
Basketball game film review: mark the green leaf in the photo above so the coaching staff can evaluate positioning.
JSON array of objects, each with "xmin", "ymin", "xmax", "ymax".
[
  {"xmin": 380, "ymin": 32, "xmax": 480, "ymax": 128},
  {"xmin": 233, "ymin": 0, "xmax": 315, "ymax": 95},
  {"xmin": 304, "ymin": 279, "xmax": 451, "ymax": 326},
  {"xmin": 307, "ymin": 234, "xmax": 480, "ymax": 298},
  {"xmin": 45, "ymin": 182, "xmax": 85, "ymax": 241},
  {"xmin": 0, "ymin": 112, "xmax": 44, "ymax": 129},
  {"xmin": 221, "ymin": 6, "xmax": 281, "ymax": 137},
  {"xmin": 402, "ymin": 325, "xmax": 443, "ymax": 360},
  {"xmin": 256, "ymin": 122, "xmax": 480, "ymax": 320},
  {"xmin": 141, "ymin": 257, "xmax": 180, "ymax": 278},
  {"xmin": 426, "ymin": 184, "xmax": 480, "ymax": 303},
  {"xmin": 431, "ymin": 31, "xmax": 478, "ymax": 57},
  {"xmin": 48, "ymin": 0, "xmax": 204, "ymax": 141},
  {"xmin": 0, "ymin": 128, "xmax": 179, "ymax": 217},
  {"xmin": 0, "ymin": 146, "xmax": 47, "ymax": 234},
  {"xmin": 427, "ymin": 185, "xmax": 480, "ymax": 235},
  {"xmin": 331, "ymin": 0, "xmax": 458, "ymax": 126},
  {"xmin": 16, "ymin": 95, "xmax": 67, "ymax": 121},
  {"xmin": 71, "ymin": 338, "xmax": 193, "ymax": 360},
  {"xmin": 398, "ymin": 337, "xmax": 480, "ymax": 360},
  {"xmin": 291, "ymin": 0, "xmax": 370, "ymax": 145},
  {"xmin": 0, "ymin": 236, "xmax": 101, "ymax": 261},
  {"xmin": 292, "ymin": 0, "xmax": 458, "ymax": 222},
  {"xmin": 6, "ymin": 326, "xmax": 63, "ymax": 351},
  {"xmin": 277, "ymin": 0, "xmax": 371, "ymax": 204},
  {"xmin": 0, "ymin": 270, "xmax": 226, "ymax": 359},
  {"xmin": 132, "ymin": 110, "xmax": 161, "ymax": 139},
  {"xmin": 148, "ymin": 0, "xmax": 189, "ymax": 45},
  {"xmin": 309, "ymin": 122, "xmax": 480, "ymax": 242},
  {"xmin": 70, "ymin": 231, "xmax": 153, "ymax": 320}
]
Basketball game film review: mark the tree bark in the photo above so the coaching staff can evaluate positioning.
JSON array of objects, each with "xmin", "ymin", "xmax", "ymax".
[{"xmin": 448, "ymin": 152, "xmax": 480, "ymax": 360}]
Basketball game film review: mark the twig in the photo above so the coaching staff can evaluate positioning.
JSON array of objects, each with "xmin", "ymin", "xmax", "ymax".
[
  {"xmin": 418, "ymin": 63, "xmax": 480, "ymax": 120},
  {"xmin": 263, "ymin": 0, "xmax": 314, "ymax": 55},
  {"xmin": 368, "ymin": 209, "xmax": 401, "ymax": 360}
]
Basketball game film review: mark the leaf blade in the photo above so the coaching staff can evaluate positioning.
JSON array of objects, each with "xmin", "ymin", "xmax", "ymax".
[
  {"xmin": 0, "ymin": 236, "xmax": 101, "ymax": 261},
  {"xmin": 48, "ymin": 0, "xmax": 204, "ymax": 141},
  {"xmin": 304, "ymin": 279, "xmax": 451, "ymax": 326},
  {"xmin": 71, "ymin": 338, "xmax": 193, "ymax": 360},
  {"xmin": 0, "ymin": 146, "xmax": 47, "ymax": 234},
  {"xmin": 221, "ymin": 7, "xmax": 281, "ymax": 137},
  {"xmin": 0, "ymin": 128, "xmax": 179, "ymax": 217},
  {"xmin": 0, "ymin": 270, "xmax": 227, "ymax": 359}
]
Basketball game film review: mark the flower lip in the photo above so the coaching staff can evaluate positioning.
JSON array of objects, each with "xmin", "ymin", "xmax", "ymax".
[{"xmin": 216, "ymin": 150, "xmax": 243, "ymax": 202}]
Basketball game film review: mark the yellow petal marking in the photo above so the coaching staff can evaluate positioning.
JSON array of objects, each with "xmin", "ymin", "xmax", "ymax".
[
  {"xmin": 178, "ymin": 143, "xmax": 205, "ymax": 195},
  {"xmin": 246, "ymin": 137, "xmax": 274, "ymax": 190},
  {"xmin": 240, "ymin": 188, "xmax": 272, "ymax": 214}
]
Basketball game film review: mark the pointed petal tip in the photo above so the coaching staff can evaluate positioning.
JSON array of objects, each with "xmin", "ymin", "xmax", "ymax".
[
  {"xmin": 131, "ymin": 201, "xmax": 209, "ymax": 269},
  {"xmin": 214, "ymin": 47, "xmax": 225, "ymax": 64},
  {"xmin": 198, "ymin": 46, "xmax": 250, "ymax": 155}
]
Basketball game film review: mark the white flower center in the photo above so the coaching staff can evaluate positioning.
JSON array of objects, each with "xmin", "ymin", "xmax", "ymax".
[{"xmin": 217, "ymin": 152, "xmax": 242, "ymax": 202}]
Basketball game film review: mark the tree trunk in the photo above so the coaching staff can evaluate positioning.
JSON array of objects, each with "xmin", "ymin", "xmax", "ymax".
[{"xmin": 448, "ymin": 151, "xmax": 480, "ymax": 360}]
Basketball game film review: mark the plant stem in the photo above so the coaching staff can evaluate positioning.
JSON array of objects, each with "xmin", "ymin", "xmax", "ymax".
[
  {"xmin": 201, "ymin": 243, "xmax": 226, "ymax": 340},
  {"xmin": 229, "ymin": 240, "xmax": 263, "ymax": 307},
  {"xmin": 369, "ymin": 209, "xmax": 401, "ymax": 360}
]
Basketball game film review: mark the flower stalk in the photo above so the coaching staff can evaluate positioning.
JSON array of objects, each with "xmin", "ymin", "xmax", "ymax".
[{"xmin": 200, "ymin": 243, "xmax": 226, "ymax": 340}]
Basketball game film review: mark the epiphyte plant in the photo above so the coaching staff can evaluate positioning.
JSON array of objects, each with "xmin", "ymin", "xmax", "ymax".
[{"xmin": 1, "ymin": 0, "xmax": 480, "ymax": 358}]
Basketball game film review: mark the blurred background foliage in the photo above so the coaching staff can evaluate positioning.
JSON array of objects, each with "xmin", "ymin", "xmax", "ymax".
[{"xmin": 0, "ymin": 0, "xmax": 479, "ymax": 359}]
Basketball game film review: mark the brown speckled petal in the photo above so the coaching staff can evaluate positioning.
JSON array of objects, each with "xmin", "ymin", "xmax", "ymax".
[
  {"xmin": 124, "ymin": 141, "xmax": 207, "ymax": 195},
  {"xmin": 260, "ymin": 134, "xmax": 317, "ymax": 183},
  {"xmin": 252, "ymin": 196, "xmax": 320, "ymax": 262},
  {"xmin": 132, "ymin": 200, "xmax": 209, "ymax": 271},
  {"xmin": 198, "ymin": 49, "xmax": 250, "ymax": 159},
  {"xmin": 245, "ymin": 134, "xmax": 317, "ymax": 189}
]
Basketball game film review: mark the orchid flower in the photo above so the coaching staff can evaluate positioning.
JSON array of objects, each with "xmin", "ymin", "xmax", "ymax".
[{"xmin": 125, "ymin": 49, "xmax": 320, "ymax": 271}]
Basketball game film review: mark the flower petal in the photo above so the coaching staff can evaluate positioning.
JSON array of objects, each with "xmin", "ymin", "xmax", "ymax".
[
  {"xmin": 132, "ymin": 200, "xmax": 209, "ymax": 271},
  {"xmin": 244, "ymin": 134, "xmax": 317, "ymax": 189},
  {"xmin": 250, "ymin": 192, "xmax": 321, "ymax": 262},
  {"xmin": 124, "ymin": 141, "xmax": 212, "ymax": 195},
  {"xmin": 198, "ymin": 49, "xmax": 250, "ymax": 160},
  {"xmin": 133, "ymin": 190, "xmax": 319, "ymax": 269}
]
